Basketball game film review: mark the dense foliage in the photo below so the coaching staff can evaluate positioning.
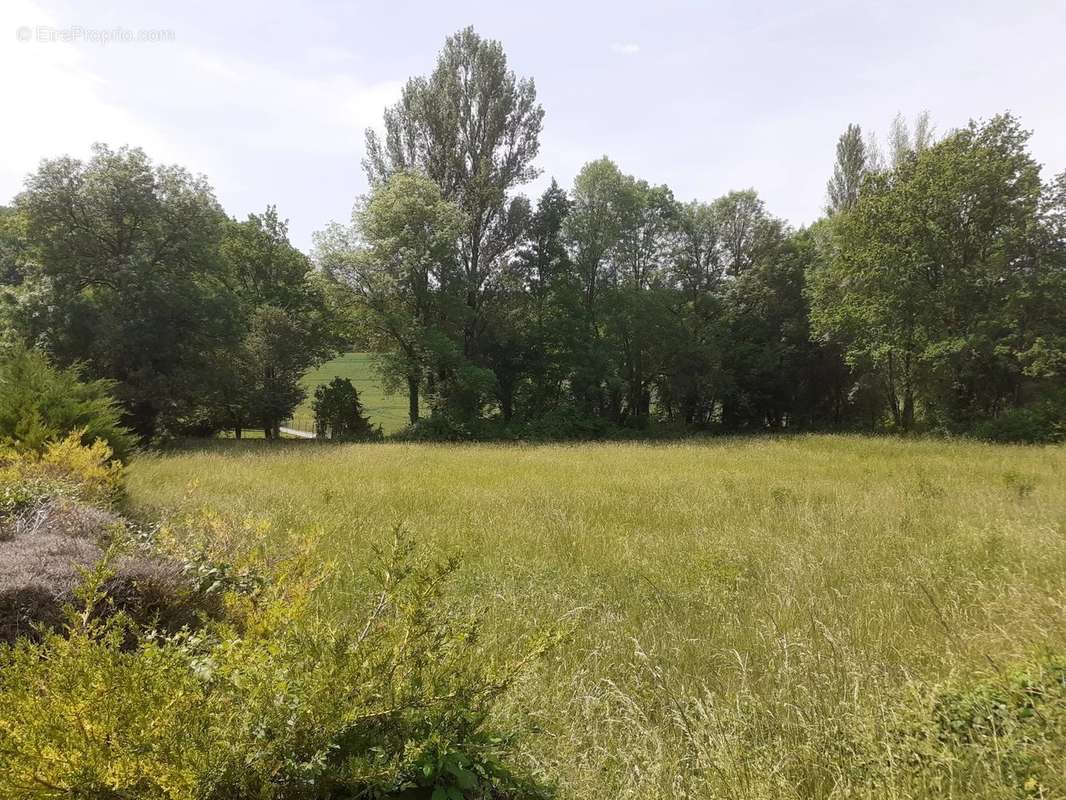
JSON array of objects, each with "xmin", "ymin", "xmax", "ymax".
[
  {"xmin": 0, "ymin": 154, "xmax": 336, "ymax": 443},
  {"xmin": 318, "ymin": 31, "xmax": 1066, "ymax": 439},
  {"xmin": 312, "ymin": 377, "xmax": 381, "ymax": 440},
  {"xmin": 0, "ymin": 346, "xmax": 135, "ymax": 461},
  {"xmin": 0, "ymin": 430, "xmax": 123, "ymax": 523},
  {"xmin": 811, "ymin": 115, "xmax": 1066, "ymax": 435}
]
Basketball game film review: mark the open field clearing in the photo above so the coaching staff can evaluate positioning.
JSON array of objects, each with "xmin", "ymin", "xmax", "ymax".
[
  {"xmin": 128, "ymin": 436, "xmax": 1066, "ymax": 798},
  {"xmin": 288, "ymin": 352, "xmax": 409, "ymax": 434}
]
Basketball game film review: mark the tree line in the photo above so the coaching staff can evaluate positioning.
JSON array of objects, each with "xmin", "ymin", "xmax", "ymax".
[
  {"xmin": 0, "ymin": 151, "xmax": 337, "ymax": 440},
  {"xmin": 2, "ymin": 27, "xmax": 1064, "ymax": 442}
]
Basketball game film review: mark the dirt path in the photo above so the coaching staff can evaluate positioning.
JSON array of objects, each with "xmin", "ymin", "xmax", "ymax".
[{"xmin": 279, "ymin": 426, "xmax": 316, "ymax": 439}]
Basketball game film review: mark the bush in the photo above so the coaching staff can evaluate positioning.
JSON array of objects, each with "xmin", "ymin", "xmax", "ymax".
[
  {"xmin": 397, "ymin": 414, "xmax": 479, "ymax": 442},
  {"xmin": 0, "ymin": 431, "xmax": 124, "ymax": 528},
  {"xmin": 879, "ymin": 652, "xmax": 1066, "ymax": 796},
  {"xmin": 0, "ymin": 346, "xmax": 135, "ymax": 461},
  {"xmin": 312, "ymin": 377, "xmax": 382, "ymax": 441},
  {"xmin": 0, "ymin": 434, "xmax": 222, "ymax": 644},
  {"xmin": 0, "ymin": 530, "xmax": 557, "ymax": 799},
  {"xmin": 972, "ymin": 403, "xmax": 1064, "ymax": 444},
  {"xmin": 512, "ymin": 409, "xmax": 616, "ymax": 441}
]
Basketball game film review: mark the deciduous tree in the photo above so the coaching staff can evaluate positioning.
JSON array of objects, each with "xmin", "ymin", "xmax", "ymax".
[
  {"xmin": 364, "ymin": 27, "xmax": 543, "ymax": 364},
  {"xmin": 13, "ymin": 145, "xmax": 234, "ymax": 440}
]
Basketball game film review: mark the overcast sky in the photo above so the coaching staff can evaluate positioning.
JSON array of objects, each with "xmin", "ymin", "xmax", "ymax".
[{"xmin": 3, "ymin": 0, "xmax": 1065, "ymax": 252}]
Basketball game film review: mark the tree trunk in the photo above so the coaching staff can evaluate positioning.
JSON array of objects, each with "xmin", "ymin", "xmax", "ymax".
[
  {"xmin": 886, "ymin": 352, "xmax": 901, "ymax": 428},
  {"xmin": 500, "ymin": 383, "xmax": 514, "ymax": 422},
  {"xmin": 902, "ymin": 388, "xmax": 915, "ymax": 431},
  {"xmin": 234, "ymin": 425, "xmax": 242, "ymax": 440},
  {"xmin": 901, "ymin": 353, "xmax": 915, "ymax": 430},
  {"xmin": 408, "ymin": 375, "xmax": 420, "ymax": 425}
]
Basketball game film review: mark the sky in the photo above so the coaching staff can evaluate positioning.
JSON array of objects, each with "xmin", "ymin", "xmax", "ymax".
[{"xmin": 2, "ymin": 0, "xmax": 1065, "ymax": 252}]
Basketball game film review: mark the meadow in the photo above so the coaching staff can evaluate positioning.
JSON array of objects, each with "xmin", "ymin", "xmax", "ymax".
[{"xmin": 128, "ymin": 436, "xmax": 1066, "ymax": 798}]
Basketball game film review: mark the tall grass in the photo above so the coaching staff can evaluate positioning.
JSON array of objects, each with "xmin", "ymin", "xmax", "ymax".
[{"xmin": 128, "ymin": 435, "xmax": 1066, "ymax": 798}]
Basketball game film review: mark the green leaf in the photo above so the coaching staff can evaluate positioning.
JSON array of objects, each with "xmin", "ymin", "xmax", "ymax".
[{"xmin": 453, "ymin": 766, "xmax": 477, "ymax": 790}]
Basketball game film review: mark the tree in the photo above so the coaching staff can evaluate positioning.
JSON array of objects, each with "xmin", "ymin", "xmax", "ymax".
[
  {"xmin": 312, "ymin": 377, "xmax": 380, "ymax": 440},
  {"xmin": 721, "ymin": 224, "xmax": 849, "ymax": 429},
  {"xmin": 1026, "ymin": 170, "xmax": 1066, "ymax": 393},
  {"xmin": 674, "ymin": 201, "xmax": 724, "ymax": 301},
  {"xmin": 0, "ymin": 208, "xmax": 29, "ymax": 353},
  {"xmin": 712, "ymin": 190, "xmax": 773, "ymax": 276},
  {"xmin": 810, "ymin": 114, "xmax": 1061, "ymax": 431},
  {"xmin": 507, "ymin": 180, "xmax": 578, "ymax": 418},
  {"xmin": 364, "ymin": 27, "xmax": 543, "ymax": 363},
  {"xmin": 0, "ymin": 207, "xmax": 27, "ymax": 288},
  {"xmin": 604, "ymin": 179, "xmax": 680, "ymax": 421},
  {"xmin": 564, "ymin": 158, "xmax": 629, "ymax": 317},
  {"xmin": 220, "ymin": 208, "xmax": 336, "ymax": 438},
  {"xmin": 887, "ymin": 111, "xmax": 935, "ymax": 168},
  {"xmin": 559, "ymin": 158, "xmax": 630, "ymax": 415},
  {"xmin": 222, "ymin": 206, "xmax": 322, "ymax": 311},
  {"xmin": 656, "ymin": 201, "xmax": 728, "ymax": 425},
  {"xmin": 12, "ymin": 144, "xmax": 235, "ymax": 440},
  {"xmin": 826, "ymin": 124, "xmax": 867, "ymax": 215},
  {"xmin": 317, "ymin": 172, "xmax": 463, "ymax": 425},
  {"xmin": 235, "ymin": 308, "xmax": 309, "ymax": 439}
]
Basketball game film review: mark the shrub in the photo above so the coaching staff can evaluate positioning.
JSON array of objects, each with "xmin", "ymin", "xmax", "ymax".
[
  {"xmin": 397, "ymin": 414, "xmax": 478, "ymax": 442},
  {"xmin": 0, "ymin": 431, "xmax": 124, "ymax": 523},
  {"xmin": 0, "ymin": 346, "xmax": 135, "ymax": 461},
  {"xmin": 512, "ymin": 409, "xmax": 615, "ymax": 441},
  {"xmin": 972, "ymin": 402, "xmax": 1064, "ymax": 444},
  {"xmin": 312, "ymin": 377, "xmax": 382, "ymax": 441},
  {"xmin": 395, "ymin": 409, "xmax": 673, "ymax": 443},
  {"xmin": 0, "ymin": 531, "xmax": 557, "ymax": 799},
  {"xmin": 0, "ymin": 435, "xmax": 222, "ymax": 644},
  {"xmin": 880, "ymin": 652, "xmax": 1066, "ymax": 796}
]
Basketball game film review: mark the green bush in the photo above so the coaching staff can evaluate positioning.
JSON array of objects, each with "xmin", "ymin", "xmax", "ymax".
[
  {"xmin": 397, "ymin": 414, "xmax": 479, "ymax": 442},
  {"xmin": 972, "ymin": 403, "xmax": 1064, "ymax": 444},
  {"xmin": 0, "ymin": 346, "xmax": 135, "ymax": 461},
  {"xmin": 511, "ymin": 409, "xmax": 616, "ymax": 441},
  {"xmin": 0, "ymin": 531, "xmax": 557, "ymax": 800},
  {"xmin": 881, "ymin": 653, "xmax": 1066, "ymax": 797},
  {"xmin": 312, "ymin": 377, "xmax": 382, "ymax": 441},
  {"xmin": 396, "ymin": 409, "xmax": 689, "ymax": 443}
]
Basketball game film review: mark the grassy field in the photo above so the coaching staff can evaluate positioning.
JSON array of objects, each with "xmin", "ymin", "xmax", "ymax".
[
  {"xmin": 288, "ymin": 352, "xmax": 409, "ymax": 434},
  {"xmin": 127, "ymin": 436, "xmax": 1066, "ymax": 798}
]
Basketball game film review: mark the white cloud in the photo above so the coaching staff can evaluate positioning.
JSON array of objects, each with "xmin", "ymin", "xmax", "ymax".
[
  {"xmin": 0, "ymin": 0, "xmax": 400, "ymax": 247},
  {"xmin": 179, "ymin": 49, "xmax": 401, "ymax": 157},
  {"xmin": 610, "ymin": 42, "xmax": 640, "ymax": 56},
  {"xmin": 0, "ymin": 0, "xmax": 175, "ymax": 195}
]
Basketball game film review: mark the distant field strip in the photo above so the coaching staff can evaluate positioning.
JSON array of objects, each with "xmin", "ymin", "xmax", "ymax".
[{"xmin": 288, "ymin": 352, "xmax": 409, "ymax": 434}]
